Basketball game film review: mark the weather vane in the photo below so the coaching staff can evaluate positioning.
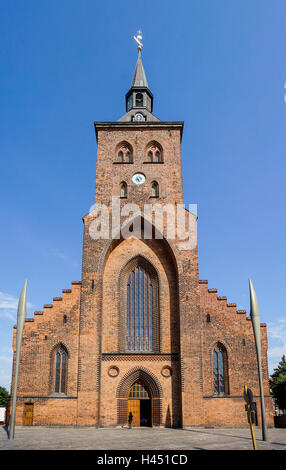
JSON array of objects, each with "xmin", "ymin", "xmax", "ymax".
[{"xmin": 133, "ymin": 30, "xmax": 143, "ymax": 52}]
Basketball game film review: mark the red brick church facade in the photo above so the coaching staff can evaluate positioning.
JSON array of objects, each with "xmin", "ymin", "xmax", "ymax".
[{"xmin": 11, "ymin": 50, "xmax": 273, "ymax": 428}]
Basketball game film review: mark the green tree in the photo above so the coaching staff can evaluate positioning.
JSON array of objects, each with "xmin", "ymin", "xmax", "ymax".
[
  {"xmin": 270, "ymin": 355, "xmax": 286, "ymax": 411},
  {"xmin": 0, "ymin": 387, "xmax": 10, "ymax": 408}
]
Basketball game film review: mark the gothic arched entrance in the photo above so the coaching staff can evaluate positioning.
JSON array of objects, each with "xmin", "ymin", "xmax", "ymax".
[
  {"xmin": 117, "ymin": 367, "xmax": 162, "ymax": 427},
  {"xmin": 128, "ymin": 381, "xmax": 151, "ymax": 427}
]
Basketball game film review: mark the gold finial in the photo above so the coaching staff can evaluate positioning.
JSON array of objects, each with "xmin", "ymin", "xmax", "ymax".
[{"xmin": 133, "ymin": 30, "xmax": 143, "ymax": 52}]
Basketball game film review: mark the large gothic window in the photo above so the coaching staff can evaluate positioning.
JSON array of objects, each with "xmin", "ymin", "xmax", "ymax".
[
  {"xmin": 55, "ymin": 346, "xmax": 67, "ymax": 394},
  {"xmin": 126, "ymin": 266, "xmax": 153, "ymax": 352},
  {"xmin": 120, "ymin": 257, "xmax": 160, "ymax": 353},
  {"xmin": 213, "ymin": 343, "xmax": 229, "ymax": 395}
]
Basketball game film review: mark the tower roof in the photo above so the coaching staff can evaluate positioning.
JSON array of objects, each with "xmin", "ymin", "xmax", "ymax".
[
  {"xmin": 131, "ymin": 51, "xmax": 149, "ymax": 88},
  {"xmin": 118, "ymin": 36, "xmax": 159, "ymax": 122}
]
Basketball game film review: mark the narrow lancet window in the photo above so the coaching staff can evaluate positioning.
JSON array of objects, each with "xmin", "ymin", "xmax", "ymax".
[
  {"xmin": 213, "ymin": 344, "xmax": 229, "ymax": 395},
  {"xmin": 55, "ymin": 347, "xmax": 67, "ymax": 394}
]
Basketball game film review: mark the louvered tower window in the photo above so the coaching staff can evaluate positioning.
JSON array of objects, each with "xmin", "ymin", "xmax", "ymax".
[{"xmin": 135, "ymin": 93, "xmax": 143, "ymax": 107}]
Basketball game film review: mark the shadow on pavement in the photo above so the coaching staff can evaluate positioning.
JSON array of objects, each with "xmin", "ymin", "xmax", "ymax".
[
  {"xmin": 2, "ymin": 425, "xmax": 9, "ymax": 438},
  {"xmin": 181, "ymin": 427, "xmax": 267, "ymax": 443}
]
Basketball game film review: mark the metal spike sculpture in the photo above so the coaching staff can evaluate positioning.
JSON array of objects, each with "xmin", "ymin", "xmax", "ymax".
[
  {"xmin": 249, "ymin": 279, "xmax": 268, "ymax": 441},
  {"xmin": 9, "ymin": 280, "xmax": 27, "ymax": 439}
]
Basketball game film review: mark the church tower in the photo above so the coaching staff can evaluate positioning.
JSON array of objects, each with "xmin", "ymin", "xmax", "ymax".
[
  {"xmin": 78, "ymin": 43, "xmax": 193, "ymax": 427},
  {"xmin": 11, "ymin": 39, "xmax": 273, "ymax": 429}
]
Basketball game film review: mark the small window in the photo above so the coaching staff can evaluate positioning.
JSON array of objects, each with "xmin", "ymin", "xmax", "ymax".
[
  {"xmin": 148, "ymin": 151, "xmax": 153, "ymax": 162},
  {"xmin": 151, "ymin": 181, "xmax": 159, "ymax": 198},
  {"xmin": 120, "ymin": 182, "xmax": 127, "ymax": 198},
  {"xmin": 118, "ymin": 151, "xmax": 124, "ymax": 162}
]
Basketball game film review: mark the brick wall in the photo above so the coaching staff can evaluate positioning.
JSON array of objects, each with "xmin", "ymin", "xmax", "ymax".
[{"xmin": 12, "ymin": 282, "xmax": 81, "ymax": 425}]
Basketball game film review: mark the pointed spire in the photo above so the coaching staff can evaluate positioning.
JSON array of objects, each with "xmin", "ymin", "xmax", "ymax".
[
  {"xmin": 118, "ymin": 31, "xmax": 160, "ymax": 122},
  {"xmin": 124, "ymin": 45, "xmax": 153, "ymax": 116},
  {"xmin": 131, "ymin": 50, "xmax": 149, "ymax": 88}
]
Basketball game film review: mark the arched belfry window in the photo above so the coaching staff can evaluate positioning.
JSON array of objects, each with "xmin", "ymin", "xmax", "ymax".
[
  {"xmin": 151, "ymin": 181, "xmax": 159, "ymax": 198},
  {"xmin": 145, "ymin": 142, "xmax": 163, "ymax": 163},
  {"xmin": 120, "ymin": 257, "xmax": 160, "ymax": 353},
  {"xmin": 54, "ymin": 346, "xmax": 68, "ymax": 394},
  {"xmin": 213, "ymin": 343, "xmax": 229, "ymax": 395},
  {"xmin": 116, "ymin": 142, "xmax": 133, "ymax": 163}
]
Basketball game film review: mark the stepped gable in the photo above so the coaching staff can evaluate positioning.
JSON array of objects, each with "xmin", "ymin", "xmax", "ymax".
[
  {"xmin": 198, "ymin": 279, "xmax": 266, "ymax": 327},
  {"xmin": 13, "ymin": 281, "xmax": 82, "ymax": 329}
]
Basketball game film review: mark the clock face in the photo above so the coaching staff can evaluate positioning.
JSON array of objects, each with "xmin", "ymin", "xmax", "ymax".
[
  {"xmin": 132, "ymin": 173, "xmax": 145, "ymax": 185},
  {"xmin": 135, "ymin": 112, "xmax": 144, "ymax": 122}
]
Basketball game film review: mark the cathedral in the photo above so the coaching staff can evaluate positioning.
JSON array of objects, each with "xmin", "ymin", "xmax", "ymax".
[{"xmin": 11, "ymin": 46, "xmax": 274, "ymax": 428}]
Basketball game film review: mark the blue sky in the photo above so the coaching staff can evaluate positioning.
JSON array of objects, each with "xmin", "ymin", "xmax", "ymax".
[{"xmin": 1, "ymin": 0, "xmax": 286, "ymax": 391}]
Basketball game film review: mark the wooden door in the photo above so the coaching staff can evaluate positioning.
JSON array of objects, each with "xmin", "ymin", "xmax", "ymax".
[
  {"xmin": 128, "ymin": 400, "xmax": 140, "ymax": 426},
  {"xmin": 24, "ymin": 404, "xmax": 34, "ymax": 426}
]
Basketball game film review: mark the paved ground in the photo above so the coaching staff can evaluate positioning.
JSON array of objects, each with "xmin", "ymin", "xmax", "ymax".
[{"xmin": 0, "ymin": 425, "xmax": 286, "ymax": 450}]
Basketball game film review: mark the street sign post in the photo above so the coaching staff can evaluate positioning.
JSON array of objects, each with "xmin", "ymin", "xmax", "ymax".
[{"xmin": 244, "ymin": 385, "xmax": 258, "ymax": 450}]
